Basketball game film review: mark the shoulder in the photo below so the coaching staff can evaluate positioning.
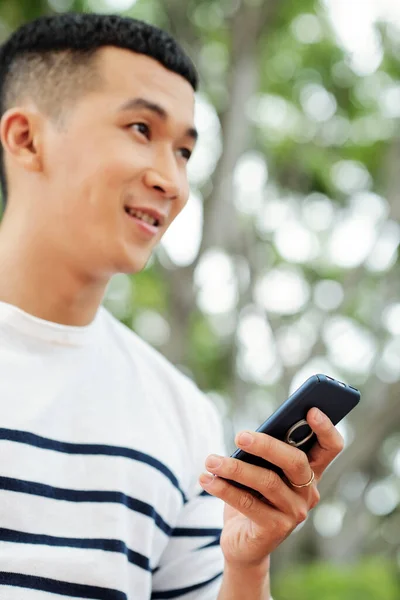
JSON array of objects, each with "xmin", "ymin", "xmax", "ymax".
[
  {"xmin": 98, "ymin": 306, "xmax": 193, "ymax": 387},
  {"xmin": 98, "ymin": 306, "xmax": 222, "ymax": 431},
  {"xmin": 98, "ymin": 307, "xmax": 225, "ymax": 494}
]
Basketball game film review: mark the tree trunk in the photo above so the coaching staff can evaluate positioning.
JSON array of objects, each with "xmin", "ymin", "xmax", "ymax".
[{"xmin": 160, "ymin": 0, "xmax": 278, "ymax": 367}]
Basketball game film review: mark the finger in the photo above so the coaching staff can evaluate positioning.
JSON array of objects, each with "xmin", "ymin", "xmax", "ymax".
[
  {"xmin": 204, "ymin": 453, "xmax": 302, "ymax": 515},
  {"xmin": 235, "ymin": 430, "xmax": 313, "ymax": 489},
  {"xmin": 306, "ymin": 408, "xmax": 345, "ymax": 478},
  {"xmin": 198, "ymin": 471, "xmax": 302, "ymax": 534}
]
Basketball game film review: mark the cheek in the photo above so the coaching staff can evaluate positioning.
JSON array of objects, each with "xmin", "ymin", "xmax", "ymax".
[
  {"xmin": 172, "ymin": 182, "xmax": 190, "ymax": 219},
  {"xmin": 71, "ymin": 148, "xmax": 136, "ymax": 189},
  {"xmin": 50, "ymin": 126, "xmax": 149, "ymax": 192},
  {"xmin": 50, "ymin": 148, "xmax": 143, "ymax": 225}
]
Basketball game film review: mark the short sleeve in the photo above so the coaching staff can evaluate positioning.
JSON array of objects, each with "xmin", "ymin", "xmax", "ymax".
[{"xmin": 151, "ymin": 388, "xmax": 225, "ymax": 599}]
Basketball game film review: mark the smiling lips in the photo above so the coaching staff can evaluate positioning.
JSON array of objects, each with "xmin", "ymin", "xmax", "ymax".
[
  {"xmin": 124, "ymin": 205, "xmax": 168, "ymax": 237},
  {"xmin": 124, "ymin": 206, "xmax": 166, "ymax": 226}
]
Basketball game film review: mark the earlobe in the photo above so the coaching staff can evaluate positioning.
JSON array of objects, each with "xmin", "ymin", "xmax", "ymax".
[{"xmin": 0, "ymin": 108, "xmax": 43, "ymax": 173}]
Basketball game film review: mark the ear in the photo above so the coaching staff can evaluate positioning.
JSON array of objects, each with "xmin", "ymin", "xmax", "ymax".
[{"xmin": 0, "ymin": 107, "xmax": 43, "ymax": 174}]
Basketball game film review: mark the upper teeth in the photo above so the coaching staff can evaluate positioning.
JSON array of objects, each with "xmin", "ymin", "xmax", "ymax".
[{"xmin": 126, "ymin": 208, "xmax": 158, "ymax": 226}]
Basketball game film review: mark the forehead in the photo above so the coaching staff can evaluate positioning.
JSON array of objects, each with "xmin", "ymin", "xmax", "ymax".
[{"xmin": 94, "ymin": 46, "xmax": 195, "ymax": 123}]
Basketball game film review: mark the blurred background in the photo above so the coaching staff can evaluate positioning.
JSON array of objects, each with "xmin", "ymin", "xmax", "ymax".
[{"xmin": 0, "ymin": 0, "xmax": 399, "ymax": 597}]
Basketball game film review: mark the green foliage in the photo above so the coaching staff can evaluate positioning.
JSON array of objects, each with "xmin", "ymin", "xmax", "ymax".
[
  {"xmin": 0, "ymin": 0, "xmax": 87, "ymax": 27},
  {"xmin": 188, "ymin": 311, "xmax": 232, "ymax": 390},
  {"xmin": 272, "ymin": 559, "xmax": 400, "ymax": 600},
  {"xmin": 129, "ymin": 266, "xmax": 168, "ymax": 314}
]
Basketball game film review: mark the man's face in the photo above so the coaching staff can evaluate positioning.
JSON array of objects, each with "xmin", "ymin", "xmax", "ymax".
[{"xmin": 42, "ymin": 47, "xmax": 196, "ymax": 277}]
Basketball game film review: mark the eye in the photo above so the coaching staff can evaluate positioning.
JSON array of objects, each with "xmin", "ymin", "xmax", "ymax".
[
  {"xmin": 131, "ymin": 122, "xmax": 151, "ymax": 139},
  {"xmin": 178, "ymin": 148, "xmax": 192, "ymax": 161}
]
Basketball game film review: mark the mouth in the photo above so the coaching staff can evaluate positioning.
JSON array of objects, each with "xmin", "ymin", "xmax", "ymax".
[
  {"xmin": 124, "ymin": 205, "xmax": 164, "ymax": 237},
  {"xmin": 124, "ymin": 206, "xmax": 161, "ymax": 227}
]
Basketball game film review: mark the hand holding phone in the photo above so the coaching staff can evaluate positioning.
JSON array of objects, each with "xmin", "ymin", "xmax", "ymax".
[
  {"xmin": 199, "ymin": 373, "xmax": 360, "ymax": 569},
  {"xmin": 228, "ymin": 373, "xmax": 360, "ymax": 491}
]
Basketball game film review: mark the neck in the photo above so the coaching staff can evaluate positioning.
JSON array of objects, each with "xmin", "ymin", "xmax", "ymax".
[{"xmin": 0, "ymin": 212, "xmax": 109, "ymax": 327}]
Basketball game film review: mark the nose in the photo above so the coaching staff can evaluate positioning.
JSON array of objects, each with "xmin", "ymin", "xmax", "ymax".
[{"xmin": 143, "ymin": 154, "xmax": 181, "ymax": 200}]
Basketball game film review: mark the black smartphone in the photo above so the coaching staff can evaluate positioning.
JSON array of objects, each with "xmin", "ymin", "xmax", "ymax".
[{"xmin": 228, "ymin": 373, "xmax": 360, "ymax": 491}]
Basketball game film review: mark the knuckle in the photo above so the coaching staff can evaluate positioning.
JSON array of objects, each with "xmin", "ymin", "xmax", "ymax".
[
  {"xmin": 295, "ymin": 504, "xmax": 308, "ymax": 524},
  {"xmin": 258, "ymin": 433, "xmax": 273, "ymax": 455},
  {"xmin": 229, "ymin": 458, "xmax": 243, "ymax": 478},
  {"xmin": 260, "ymin": 469, "xmax": 280, "ymax": 492},
  {"xmin": 309, "ymin": 487, "xmax": 320, "ymax": 509},
  {"xmin": 274, "ymin": 516, "xmax": 294, "ymax": 541},
  {"xmin": 290, "ymin": 449, "xmax": 308, "ymax": 472},
  {"xmin": 334, "ymin": 434, "xmax": 345, "ymax": 453},
  {"xmin": 238, "ymin": 491, "xmax": 255, "ymax": 513}
]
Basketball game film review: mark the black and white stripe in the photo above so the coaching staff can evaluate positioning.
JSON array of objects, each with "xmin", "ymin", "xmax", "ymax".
[
  {"xmin": 0, "ymin": 429, "xmax": 224, "ymax": 598},
  {"xmin": 0, "ymin": 304, "xmax": 226, "ymax": 598}
]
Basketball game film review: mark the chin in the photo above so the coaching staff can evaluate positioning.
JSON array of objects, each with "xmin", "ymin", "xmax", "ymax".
[{"xmin": 114, "ymin": 253, "xmax": 152, "ymax": 275}]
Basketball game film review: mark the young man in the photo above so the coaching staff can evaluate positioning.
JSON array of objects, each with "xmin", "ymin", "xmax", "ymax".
[{"xmin": 0, "ymin": 13, "xmax": 343, "ymax": 600}]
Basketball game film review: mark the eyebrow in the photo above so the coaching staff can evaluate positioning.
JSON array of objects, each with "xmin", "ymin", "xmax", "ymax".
[{"xmin": 117, "ymin": 97, "xmax": 198, "ymax": 142}]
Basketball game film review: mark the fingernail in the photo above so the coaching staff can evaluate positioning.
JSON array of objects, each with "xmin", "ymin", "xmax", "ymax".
[
  {"xmin": 313, "ymin": 408, "xmax": 324, "ymax": 423},
  {"xmin": 199, "ymin": 473, "xmax": 215, "ymax": 486},
  {"xmin": 206, "ymin": 454, "xmax": 223, "ymax": 469},
  {"xmin": 238, "ymin": 431, "xmax": 253, "ymax": 446}
]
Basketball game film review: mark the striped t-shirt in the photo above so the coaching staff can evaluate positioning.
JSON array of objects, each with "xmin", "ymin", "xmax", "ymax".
[{"xmin": 0, "ymin": 301, "xmax": 225, "ymax": 599}]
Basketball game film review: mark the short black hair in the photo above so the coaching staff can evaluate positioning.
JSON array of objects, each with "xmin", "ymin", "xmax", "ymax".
[{"xmin": 0, "ymin": 12, "xmax": 198, "ymax": 207}]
